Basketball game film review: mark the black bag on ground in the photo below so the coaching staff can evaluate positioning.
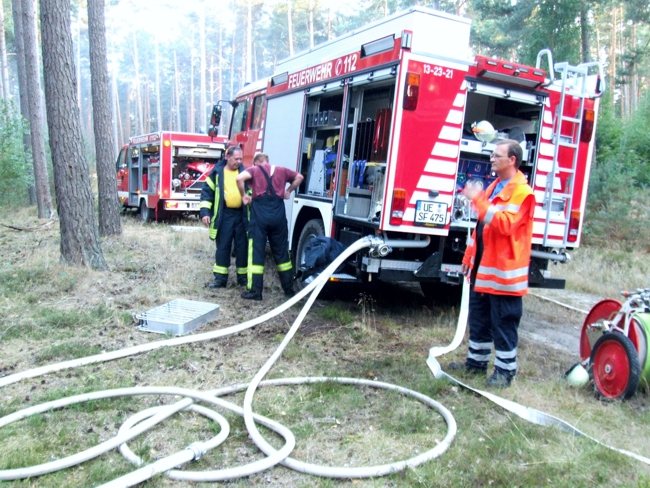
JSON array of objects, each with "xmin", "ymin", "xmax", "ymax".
[{"xmin": 300, "ymin": 236, "xmax": 347, "ymax": 280}]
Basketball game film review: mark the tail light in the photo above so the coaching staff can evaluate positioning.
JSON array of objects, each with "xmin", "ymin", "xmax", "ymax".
[
  {"xmin": 165, "ymin": 202, "xmax": 179, "ymax": 209},
  {"xmin": 580, "ymin": 108, "xmax": 595, "ymax": 143},
  {"xmin": 567, "ymin": 210, "xmax": 580, "ymax": 243},
  {"xmin": 403, "ymin": 73, "xmax": 420, "ymax": 111},
  {"xmin": 390, "ymin": 188, "xmax": 406, "ymax": 226}
]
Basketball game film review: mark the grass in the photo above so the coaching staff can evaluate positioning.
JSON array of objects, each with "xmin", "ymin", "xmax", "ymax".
[{"xmin": 1, "ymin": 205, "xmax": 650, "ymax": 486}]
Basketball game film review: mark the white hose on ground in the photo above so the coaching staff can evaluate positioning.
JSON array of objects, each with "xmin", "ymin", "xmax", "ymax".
[
  {"xmin": 426, "ymin": 274, "xmax": 650, "ymax": 467},
  {"xmin": 0, "ymin": 236, "xmax": 458, "ymax": 485}
]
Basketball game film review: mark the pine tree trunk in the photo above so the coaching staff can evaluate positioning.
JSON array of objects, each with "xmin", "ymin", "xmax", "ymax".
[
  {"xmin": 112, "ymin": 70, "xmax": 121, "ymax": 152},
  {"xmin": 190, "ymin": 53, "xmax": 195, "ymax": 133},
  {"xmin": 155, "ymin": 40, "xmax": 161, "ymax": 132},
  {"xmin": 88, "ymin": 0, "xmax": 122, "ymax": 237},
  {"xmin": 609, "ymin": 7, "xmax": 617, "ymax": 110},
  {"xmin": 76, "ymin": 13, "xmax": 81, "ymax": 110},
  {"xmin": 630, "ymin": 23, "xmax": 637, "ymax": 114},
  {"xmin": 40, "ymin": 0, "xmax": 107, "ymax": 270},
  {"xmin": 174, "ymin": 51, "xmax": 181, "ymax": 131},
  {"xmin": 10, "ymin": 0, "xmax": 35, "ymax": 205},
  {"xmin": 246, "ymin": 0, "xmax": 252, "ymax": 83},
  {"xmin": 125, "ymin": 86, "xmax": 132, "ymax": 136},
  {"xmin": 132, "ymin": 30, "xmax": 143, "ymax": 134},
  {"xmin": 309, "ymin": 0, "xmax": 314, "ymax": 49},
  {"xmin": 287, "ymin": 0, "xmax": 293, "ymax": 56},
  {"xmin": 218, "ymin": 25, "xmax": 223, "ymax": 103},
  {"xmin": 200, "ymin": 5, "xmax": 207, "ymax": 130},
  {"xmin": 22, "ymin": 0, "xmax": 55, "ymax": 219},
  {"xmin": 580, "ymin": 0, "xmax": 590, "ymax": 63},
  {"xmin": 0, "ymin": 8, "xmax": 10, "ymax": 100},
  {"xmin": 143, "ymin": 75, "xmax": 150, "ymax": 132}
]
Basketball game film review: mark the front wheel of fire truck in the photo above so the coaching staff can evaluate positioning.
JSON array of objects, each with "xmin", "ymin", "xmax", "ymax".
[
  {"xmin": 139, "ymin": 200, "xmax": 154, "ymax": 223},
  {"xmin": 293, "ymin": 219, "xmax": 325, "ymax": 291}
]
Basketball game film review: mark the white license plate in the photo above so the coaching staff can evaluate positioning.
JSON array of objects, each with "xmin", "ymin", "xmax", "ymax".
[{"xmin": 415, "ymin": 201, "xmax": 447, "ymax": 227}]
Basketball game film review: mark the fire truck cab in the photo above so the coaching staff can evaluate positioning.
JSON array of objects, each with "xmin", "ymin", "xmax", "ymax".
[
  {"xmin": 223, "ymin": 6, "xmax": 604, "ymax": 299},
  {"xmin": 116, "ymin": 131, "xmax": 228, "ymax": 221}
]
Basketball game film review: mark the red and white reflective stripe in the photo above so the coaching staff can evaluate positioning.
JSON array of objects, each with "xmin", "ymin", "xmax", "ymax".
[
  {"xmin": 531, "ymin": 97, "xmax": 566, "ymax": 243},
  {"xmin": 404, "ymin": 81, "xmax": 467, "ymax": 225}
]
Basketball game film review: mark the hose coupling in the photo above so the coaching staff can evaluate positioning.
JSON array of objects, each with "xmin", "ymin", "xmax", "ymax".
[
  {"xmin": 367, "ymin": 236, "xmax": 391, "ymax": 258},
  {"xmin": 186, "ymin": 442, "xmax": 206, "ymax": 461}
]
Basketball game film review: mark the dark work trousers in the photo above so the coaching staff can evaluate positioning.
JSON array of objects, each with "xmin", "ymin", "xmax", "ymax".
[
  {"xmin": 213, "ymin": 207, "xmax": 247, "ymax": 286},
  {"xmin": 466, "ymin": 287, "xmax": 522, "ymax": 377},
  {"xmin": 247, "ymin": 193, "xmax": 293, "ymax": 295}
]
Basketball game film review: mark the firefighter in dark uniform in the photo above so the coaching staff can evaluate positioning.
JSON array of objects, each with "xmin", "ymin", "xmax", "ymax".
[
  {"xmin": 236, "ymin": 153, "xmax": 304, "ymax": 300},
  {"xmin": 199, "ymin": 146, "xmax": 248, "ymax": 288}
]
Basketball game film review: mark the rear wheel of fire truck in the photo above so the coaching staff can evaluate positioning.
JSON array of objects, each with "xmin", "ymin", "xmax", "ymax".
[
  {"xmin": 293, "ymin": 219, "xmax": 325, "ymax": 291},
  {"xmin": 139, "ymin": 200, "xmax": 154, "ymax": 223},
  {"xmin": 590, "ymin": 332, "xmax": 640, "ymax": 400},
  {"xmin": 580, "ymin": 299, "xmax": 622, "ymax": 363},
  {"xmin": 420, "ymin": 282, "xmax": 462, "ymax": 307}
]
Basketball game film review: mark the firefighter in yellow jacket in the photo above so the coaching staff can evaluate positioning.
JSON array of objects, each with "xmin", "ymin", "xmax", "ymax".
[
  {"xmin": 199, "ymin": 147, "xmax": 248, "ymax": 288},
  {"xmin": 451, "ymin": 139, "xmax": 535, "ymax": 388}
]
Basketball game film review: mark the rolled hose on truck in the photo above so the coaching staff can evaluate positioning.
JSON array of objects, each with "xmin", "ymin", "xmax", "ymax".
[{"xmin": 1, "ymin": 236, "xmax": 648, "ymax": 485}]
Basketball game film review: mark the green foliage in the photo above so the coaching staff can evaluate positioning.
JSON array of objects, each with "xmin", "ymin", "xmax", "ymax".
[
  {"xmin": 468, "ymin": 0, "xmax": 585, "ymax": 65},
  {"xmin": 0, "ymin": 100, "xmax": 33, "ymax": 206},
  {"xmin": 584, "ymin": 91, "xmax": 650, "ymax": 248}
]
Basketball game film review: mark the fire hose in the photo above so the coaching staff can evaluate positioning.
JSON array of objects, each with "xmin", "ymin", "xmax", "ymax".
[
  {"xmin": 0, "ymin": 236, "xmax": 456, "ymax": 485},
  {"xmin": 2, "ymin": 234, "xmax": 648, "ymax": 485},
  {"xmin": 427, "ymin": 282, "xmax": 650, "ymax": 467}
]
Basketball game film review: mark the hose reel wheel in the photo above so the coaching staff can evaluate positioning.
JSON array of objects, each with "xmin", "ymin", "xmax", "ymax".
[{"xmin": 590, "ymin": 332, "xmax": 640, "ymax": 400}]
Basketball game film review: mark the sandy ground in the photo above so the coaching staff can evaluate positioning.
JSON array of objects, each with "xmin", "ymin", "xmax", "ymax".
[{"xmin": 521, "ymin": 289, "xmax": 605, "ymax": 354}]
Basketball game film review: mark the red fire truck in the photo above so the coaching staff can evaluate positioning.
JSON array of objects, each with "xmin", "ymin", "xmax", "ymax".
[
  {"xmin": 116, "ymin": 131, "xmax": 228, "ymax": 221},
  {"xmin": 220, "ymin": 6, "xmax": 604, "ymax": 299}
]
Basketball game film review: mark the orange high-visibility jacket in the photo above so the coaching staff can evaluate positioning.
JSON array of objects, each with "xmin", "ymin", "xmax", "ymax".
[{"xmin": 462, "ymin": 170, "xmax": 535, "ymax": 296}]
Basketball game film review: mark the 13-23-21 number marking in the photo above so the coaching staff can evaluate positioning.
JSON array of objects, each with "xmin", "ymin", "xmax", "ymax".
[{"xmin": 423, "ymin": 64, "xmax": 453, "ymax": 78}]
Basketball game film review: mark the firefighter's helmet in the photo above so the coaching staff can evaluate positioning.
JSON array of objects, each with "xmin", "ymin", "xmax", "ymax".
[{"xmin": 471, "ymin": 120, "xmax": 497, "ymax": 143}]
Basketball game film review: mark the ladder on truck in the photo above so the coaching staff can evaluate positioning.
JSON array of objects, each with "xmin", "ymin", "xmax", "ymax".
[{"xmin": 541, "ymin": 62, "xmax": 589, "ymax": 247}]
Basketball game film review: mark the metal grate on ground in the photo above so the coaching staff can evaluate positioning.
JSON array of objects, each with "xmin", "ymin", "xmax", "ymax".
[{"xmin": 136, "ymin": 299, "xmax": 220, "ymax": 336}]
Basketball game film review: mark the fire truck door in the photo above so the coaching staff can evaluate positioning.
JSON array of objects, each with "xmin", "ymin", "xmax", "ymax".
[
  {"xmin": 115, "ymin": 147, "xmax": 127, "ymax": 192},
  {"xmin": 242, "ymin": 93, "xmax": 266, "ymax": 168},
  {"xmin": 127, "ymin": 145, "xmax": 141, "ymax": 206},
  {"xmin": 230, "ymin": 95, "xmax": 267, "ymax": 169},
  {"xmin": 230, "ymin": 92, "xmax": 266, "ymax": 168},
  {"xmin": 229, "ymin": 98, "xmax": 250, "ymax": 158},
  {"xmin": 262, "ymin": 91, "xmax": 305, "ymax": 229}
]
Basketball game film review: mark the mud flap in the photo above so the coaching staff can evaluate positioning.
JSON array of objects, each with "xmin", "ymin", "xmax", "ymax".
[{"xmin": 414, "ymin": 252, "xmax": 441, "ymax": 279}]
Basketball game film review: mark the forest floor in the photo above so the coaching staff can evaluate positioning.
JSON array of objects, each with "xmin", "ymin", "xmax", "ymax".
[{"xmin": 1, "ymin": 210, "xmax": 649, "ymax": 487}]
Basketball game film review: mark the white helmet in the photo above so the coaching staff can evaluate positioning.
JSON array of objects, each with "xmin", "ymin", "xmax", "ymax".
[
  {"xmin": 471, "ymin": 120, "xmax": 497, "ymax": 143},
  {"xmin": 565, "ymin": 362, "xmax": 589, "ymax": 387}
]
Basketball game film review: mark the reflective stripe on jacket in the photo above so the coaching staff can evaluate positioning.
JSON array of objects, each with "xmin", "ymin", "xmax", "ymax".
[{"xmin": 462, "ymin": 170, "xmax": 535, "ymax": 297}]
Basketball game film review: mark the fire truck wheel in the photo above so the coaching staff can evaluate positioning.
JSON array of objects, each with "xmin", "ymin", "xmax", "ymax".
[
  {"xmin": 139, "ymin": 200, "xmax": 154, "ymax": 223},
  {"xmin": 294, "ymin": 219, "xmax": 325, "ymax": 291},
  {"xmin": 420, "ymin": 281, "xmax": 462, "ymax": 307}
]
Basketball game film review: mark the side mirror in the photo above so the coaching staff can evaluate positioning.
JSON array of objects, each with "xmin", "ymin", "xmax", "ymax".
[{"xmin": 208, "ymin": 104, "xmax": 222, "ymax": 136}]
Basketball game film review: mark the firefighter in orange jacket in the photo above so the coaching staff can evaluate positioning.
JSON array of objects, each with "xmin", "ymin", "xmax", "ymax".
[{"xmin": 452, "ymin": 139, "xmax": 535, "ymax": 388}]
